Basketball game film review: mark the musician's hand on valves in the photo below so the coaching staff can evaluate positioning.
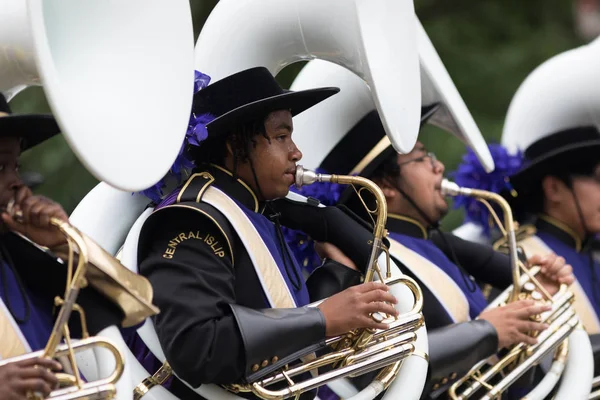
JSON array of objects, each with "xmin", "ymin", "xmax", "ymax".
[
  {"xmin": 1, "ymin": 187, "xmax": 68, "ymax": 248},
  {"xmin": 317, "ymin": 282, "xmax": 399, "ymax": 337},
  {"xmin": 479, "ymin": 300, "xmax": 551, "ymax": 349},
  {"xmin": 314, "ymin": 241, "xmax": 359, "ymax": 271},
  {"xmin": 0, "ymin": 357, "xmax": 62, "ymax": 400},
  {"xmin": 528, "ymin": 253, "xmax": 575, "ymax": 295}
]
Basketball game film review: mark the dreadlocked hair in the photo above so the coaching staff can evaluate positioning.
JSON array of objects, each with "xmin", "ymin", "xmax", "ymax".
[{"xmin": 190, "ymin": 113, "xmax": 270, "ymax": 177}]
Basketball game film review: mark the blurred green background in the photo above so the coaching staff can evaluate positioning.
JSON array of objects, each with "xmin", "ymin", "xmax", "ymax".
[{"xmin": 13, "ymin": 0, "xmax": 587, "ymax": 230}]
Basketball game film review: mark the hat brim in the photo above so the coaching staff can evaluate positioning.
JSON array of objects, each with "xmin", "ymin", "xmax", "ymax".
[
  {"xmin": 510, "ymin": 140, "xmax": 600, "ymax": 188},
  {"xmin": 205, "ymin": 87, "xmax": 340, "ymax": 137},
  {"xmin": 0, "ymin": 114, "xmax": 61, "ymax": 151},
  {"xmin": 505, "ymin": 140, "xmax": 600, "ymax": 209}
]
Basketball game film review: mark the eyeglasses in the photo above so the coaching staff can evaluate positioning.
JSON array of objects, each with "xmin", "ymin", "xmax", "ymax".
[{"xmin": 397, "ymin": 152, "xmax": 438, "ymax": 169}]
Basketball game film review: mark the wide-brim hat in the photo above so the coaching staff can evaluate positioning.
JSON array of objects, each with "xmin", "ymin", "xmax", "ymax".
[
  {"xmin": 0, "ymin": 94, "xmax": 61, "ymax": 151},
  {"xmin": 193, "ymin": 67, "xmax": 339, "ymax": 137},
  {"xmin": 505, "ymin": 126, "xmax": 600, "ymax": 209}
]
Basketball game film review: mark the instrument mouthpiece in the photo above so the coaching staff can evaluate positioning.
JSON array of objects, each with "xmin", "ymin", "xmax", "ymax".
[
  {"xmin": 440, "ymin": 179, "xmax": 466, "ymax": 197},
  {"xmin": 294, "ymin": 165, "xmax": 333, "ymax": 188}
]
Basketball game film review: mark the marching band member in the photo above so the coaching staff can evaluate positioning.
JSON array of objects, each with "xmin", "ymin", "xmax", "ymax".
[
  {"xmin": 451, "ymin": 38, "xmax": 600, "ymax": 374},
  {"xmin": 454, "ymin": 128, "xmax": 600, "ymax": 370},
  {"xmin": 290, "ymin": 108, "xmax": 575, "ymax": 399},
  {"xmin": 136, "ymin": 68, "xmax": 400, "ymax": 399},
  {"xmin": 0, "ymin": 94, "xmax": 136, "ymax": 399}
]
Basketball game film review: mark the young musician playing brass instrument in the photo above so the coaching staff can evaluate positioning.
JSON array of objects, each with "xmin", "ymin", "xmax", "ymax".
[
  {"xmin": 135, "ymin": 68, "xmax": 404, "ymax": 399},
  {"xmin": 0, "ymin": 94, "xmax": 137, "ymax": 399}
]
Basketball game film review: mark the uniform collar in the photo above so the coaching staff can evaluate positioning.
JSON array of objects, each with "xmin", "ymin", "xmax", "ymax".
[
  {"xmin": 207, "ymin": 164, "xmax": 260, "ymax": 212},
  {"xmin": 387, "ymin": 214, "xmax": 428, "ymax": 239},
  {"xmin": 536, "ymin": 214, "xmax": 583, "ymax": 252}
]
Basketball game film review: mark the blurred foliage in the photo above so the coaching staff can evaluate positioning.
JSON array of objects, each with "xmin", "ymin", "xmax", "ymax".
[{"xmin": 12, "ymin": 0, "xmax": 586, "ymax": 230}]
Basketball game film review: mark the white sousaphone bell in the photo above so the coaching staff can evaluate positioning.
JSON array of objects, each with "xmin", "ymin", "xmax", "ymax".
[
  {"xmin": 195, "ymin": 0, "xmax": 422, "ymax": 155},
  {"xmin": 290, "ymin": 18, "xmax": 494, "ymax": 173},
  {"xmin": 0, "ymin": 1, "xmax": 195, "ymax": 400},
  {"xmin": 0, "ymin": 0, "xmax": 195, "ymax": 193},
  {"xmin": 68, "ymin": 1, "xmax": 429, "ymax": 399}
]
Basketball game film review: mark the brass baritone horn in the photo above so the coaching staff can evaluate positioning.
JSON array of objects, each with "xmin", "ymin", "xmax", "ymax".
[
  {"xmin": 225, "ymin": 166, "xmax": 426, "ymax": 400},
  {"xmin": 440, "ymin": 179, "xmax": 579, "ymax": 400},
  {"xmin": 2, "ymin": 205, "xmax": 158, "ymax": 400}
]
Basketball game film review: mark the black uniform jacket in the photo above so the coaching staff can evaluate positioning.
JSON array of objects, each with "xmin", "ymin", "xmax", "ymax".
[
  {"xmin": 137, "ymin": 166, "xmax": 376, "ymax": 399},
  {"xmin": 1, "ymin": 232, "xmax": 126, "ymax": 337}
]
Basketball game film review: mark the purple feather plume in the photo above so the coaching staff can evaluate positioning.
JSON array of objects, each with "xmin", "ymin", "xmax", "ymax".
[{"xmin": 451, "ymin": 144, "xmax": 523, "ymax": 237}]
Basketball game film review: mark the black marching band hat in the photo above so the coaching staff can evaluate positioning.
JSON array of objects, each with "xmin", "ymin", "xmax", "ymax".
[
  {"xmin": 193, "ymin": 67, "xmax": 339, "ymax": 138},
  {"xmin": 505, "ymin": 126, "xmax": 600, "ymax": 208},
  {"xmin": 0, "ymin": 93, "xmax": 61, "ymax": 150}
]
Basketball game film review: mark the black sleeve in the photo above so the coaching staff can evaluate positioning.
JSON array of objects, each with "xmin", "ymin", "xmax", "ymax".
[
  {"xmin": 306, "ymin": 259, "xmax": 363, "ymax": 301},
  {"xmin": 430, "ymin": 232, "xmax": 512, "ymax": 289},
  {"xmin": 272, "ymin": 198, "xmax": 376, "ymax": 274},
  {"xmin": 138, "ymin": 207, "xmax": 326, "ymax": 386},
  {"xmin": 138, "ymin": 207, "xmax": 246, "ymax": 386}
]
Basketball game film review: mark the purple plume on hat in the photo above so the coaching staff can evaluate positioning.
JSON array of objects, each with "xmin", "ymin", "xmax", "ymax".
[
  {"xmin": 282, "ymin": 168, "xmax": 348, "ymax": 274},
  {"xmin": 138, "ymin": 71, "xmax": 215, "ymax": 202},
  {"xmin": 451, "ymin": 144, "xmax": 523, "ymax": 237}
]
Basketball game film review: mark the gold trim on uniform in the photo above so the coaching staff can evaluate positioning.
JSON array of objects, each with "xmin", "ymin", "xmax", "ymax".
[
  {"xmin": 388, "ymin": 213, "xmax": 428, "ymax": 239},
  {"xmin": 210, "ymin": 164, "xmax": 260, "ymax": 212},
  {"xmin": 537, "ymin": 214, "xmax": 583, "ymax": 252}
]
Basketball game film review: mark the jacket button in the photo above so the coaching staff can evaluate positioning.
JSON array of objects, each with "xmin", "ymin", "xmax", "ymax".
[
  {"xmin": 272, "ymin": 356, "xmax": 279, "ymax": 364},
  {"xmin": 252, "ymin": 364, "xmax": 259, "ymax": 372},
  {"xmin": 450, "ymin": 372, "xmax": 457, "ymax": 379},
  {"xmin": 433, "ymin": 384, "xmax": 440, "ymax": 390},
  {"xmin": 261, "ymin": 360, "xmax": 269, "ymax": 368},
  {"xmin": 441, "ymin": 378, "xmax": 448, "ymax": 385}
]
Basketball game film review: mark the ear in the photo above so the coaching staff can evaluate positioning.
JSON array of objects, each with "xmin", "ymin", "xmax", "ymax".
[
  {"xmin": 375, "ymin": 178, "xmax": 398, "ymax": 201},
  {"xmin": 541, "ymin": 175, "xmax": 568, "ymax": 204}
]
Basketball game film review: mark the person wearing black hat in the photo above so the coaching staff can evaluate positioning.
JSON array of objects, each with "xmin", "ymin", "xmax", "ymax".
[
  {"xmin": 136, "ymin": 67, "xmax": 401, "ymax": 399},
  {"xmin": 500, "ymin": 127, "xmax": 600, "ymax": 364},
  {"xmin": 0, "ymin": 94, "xmax": 139, "ymax": 400},
  {"xmin": 305, "ymin": 108, "xmax": 575, "ymax": 399}
]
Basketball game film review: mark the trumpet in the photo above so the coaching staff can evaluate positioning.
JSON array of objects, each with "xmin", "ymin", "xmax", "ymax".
[
  {"xmin": 440, "ymin": 179, "xmax": 579, "ymax": 400},
  {"xmin": 225, "ymin": 166, "xmax": 426, "ymax": 400},
  {"xmin": 2, "ymin": 203, "xmax": 158, "ymax": 399}
]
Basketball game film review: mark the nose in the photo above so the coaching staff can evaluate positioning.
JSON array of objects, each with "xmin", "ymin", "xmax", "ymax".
[
  {"xmin": 3, "ymin": 171, "xmax": 23, "ymax": 201},
  {"xmin": 290, "ymin": 141, "xmax": 302, "ymax": 162},
  {"xmin": 434, "ymin": 158, "xmax": 445, "ymax": 175}
]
